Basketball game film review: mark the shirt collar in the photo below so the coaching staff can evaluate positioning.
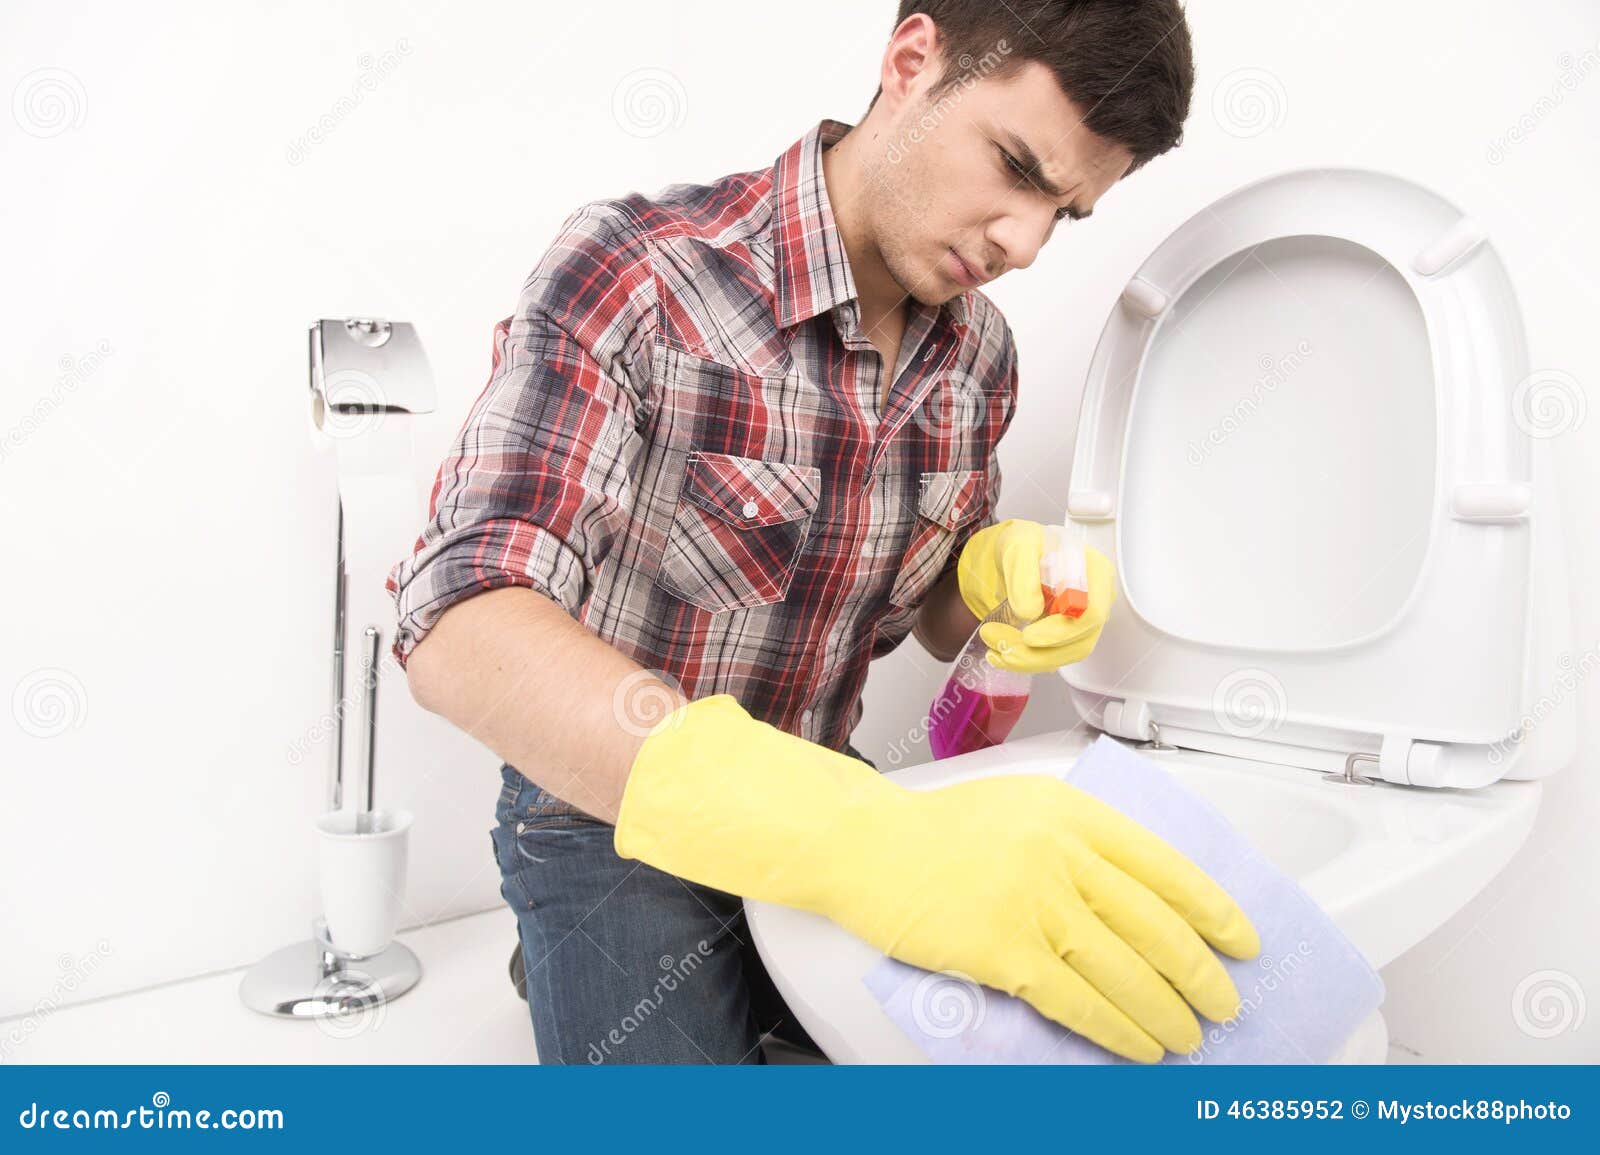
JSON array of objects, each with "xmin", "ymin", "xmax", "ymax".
[{"xmin": 770, "ymin": 119, "xmax": 969, "ymax": 331}]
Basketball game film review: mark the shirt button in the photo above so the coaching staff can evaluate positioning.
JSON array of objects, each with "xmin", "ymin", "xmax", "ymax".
[
  {"xmin": 801, "ymin": 709, "xmax": 814, "ymax": 729},
  {"xmin": 741, "ymin": 499, "xmax": 759, "ymax": 519}
]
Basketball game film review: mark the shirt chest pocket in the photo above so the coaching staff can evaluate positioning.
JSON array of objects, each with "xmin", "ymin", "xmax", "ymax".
[
  {"xmin": 887, "ymin": 469, "xmax": 987, "ymax": 609},
  {"xmin": 656, "ymin": 452, "xmax": 823, "ymax": 614}
]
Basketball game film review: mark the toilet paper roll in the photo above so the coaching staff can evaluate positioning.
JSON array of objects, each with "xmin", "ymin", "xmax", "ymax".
[
  {"xmin": 307, "ymin": 390, "xmax": 334, "ymax": 453},
  {"xmin": 331, "ymin": 414, "xmax": 426, "ymax": 579},
  {"xmin": 339, "ymin": 472, "xmax": 425, "ymax": 583}
]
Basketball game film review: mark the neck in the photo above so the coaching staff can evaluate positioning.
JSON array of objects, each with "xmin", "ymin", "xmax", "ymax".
[{"xmin": 821, "ymin": 127, "xmax": 908, "ymax": 326}]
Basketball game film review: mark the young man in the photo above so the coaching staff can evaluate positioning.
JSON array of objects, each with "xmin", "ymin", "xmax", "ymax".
[{"xmin": 388, "ymin": 0, "xmax": 1261, "ymax": 1065}]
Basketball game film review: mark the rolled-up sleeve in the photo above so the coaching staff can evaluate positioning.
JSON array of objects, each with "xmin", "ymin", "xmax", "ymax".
[{"xmin": 385, "ymin": 200, "xmax": 658, "ymax": 668}]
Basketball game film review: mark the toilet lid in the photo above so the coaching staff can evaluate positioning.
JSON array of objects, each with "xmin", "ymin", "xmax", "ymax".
[{"xmin": 1060, "ymin": 168, "xmax": 1538, "ymax": 788}]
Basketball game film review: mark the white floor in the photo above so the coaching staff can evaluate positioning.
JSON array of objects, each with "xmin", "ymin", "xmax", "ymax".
[
  {"xmin": 1, "ymin": 906, "xmax": 1409, "ymax": 1065},
  {"xmin": 2, "ymin": 908, "xmax": 539, "ymax": 1064}
]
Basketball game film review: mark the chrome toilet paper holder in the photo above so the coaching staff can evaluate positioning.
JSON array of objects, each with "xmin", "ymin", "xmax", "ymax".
[{"xmin": 239, "ymin": 319, "xmax": 434, "ymax": 1020}]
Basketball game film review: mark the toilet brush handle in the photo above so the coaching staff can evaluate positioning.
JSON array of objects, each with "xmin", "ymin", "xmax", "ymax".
[
  {"xmin": 329, "ymin": 502, "xmax": 348, "ymax": 811},
  {"xmin": 356, "ymin": 626, "xmax": 380, "ymax": 834}
]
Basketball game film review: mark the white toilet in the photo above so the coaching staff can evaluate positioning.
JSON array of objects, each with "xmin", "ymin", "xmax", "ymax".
[{"xmin": 747, "ymin": 168, "xmax": 1577, "ymax": 1064}]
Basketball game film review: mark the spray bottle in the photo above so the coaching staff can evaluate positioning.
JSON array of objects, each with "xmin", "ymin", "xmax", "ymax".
[{"xmin": 927, "ymin": 524, "xmax": 1090, "ymax": 760}]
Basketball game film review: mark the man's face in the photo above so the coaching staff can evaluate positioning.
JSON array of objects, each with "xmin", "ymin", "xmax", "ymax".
[{"xmin": 863, "ymin": 59, "xmax": 1135, "ymax": 306}]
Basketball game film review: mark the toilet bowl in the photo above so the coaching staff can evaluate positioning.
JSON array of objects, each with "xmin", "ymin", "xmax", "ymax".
[{"xmin": 747, "ymin": 168, "xmax": 1576, "ymax": 1064}]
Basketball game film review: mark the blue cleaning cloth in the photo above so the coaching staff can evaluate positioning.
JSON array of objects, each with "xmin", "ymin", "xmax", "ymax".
[{"xmin": 863, "ymin": 734, "xmax": 1385, "ymax": 1064}]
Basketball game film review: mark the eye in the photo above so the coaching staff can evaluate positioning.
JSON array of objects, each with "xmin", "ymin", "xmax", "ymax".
[{"xmin": 999, "ymin": 147, "xmax": 1075, "ymax": 223}]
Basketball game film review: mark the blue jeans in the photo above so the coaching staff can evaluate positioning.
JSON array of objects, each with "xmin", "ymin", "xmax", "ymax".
[{"xmin": 489, "ymin": 749, "xmax": 873, "ymax": 1064}]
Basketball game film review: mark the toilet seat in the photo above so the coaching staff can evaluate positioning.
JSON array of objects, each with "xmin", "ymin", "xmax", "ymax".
[{"xmin": 1060, "ymin": 168, "xmax": 1574, "ymax": 789}]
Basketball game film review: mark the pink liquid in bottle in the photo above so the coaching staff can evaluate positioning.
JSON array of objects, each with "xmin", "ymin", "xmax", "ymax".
[
  {"xmin": 927, "ymin": 676, "xmax": 1030, "ymax": 759},
  {"xmin": 927, "ymin": 602, "xmax": 1034, "ymax": 760}
]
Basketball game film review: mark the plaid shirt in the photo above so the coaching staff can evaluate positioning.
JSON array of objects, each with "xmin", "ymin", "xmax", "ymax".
[{"xmin": 387, "ymin": 119, "xmax": 1018, "ymax": 750}]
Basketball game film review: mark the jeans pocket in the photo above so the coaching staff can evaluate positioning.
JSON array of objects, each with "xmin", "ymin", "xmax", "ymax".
[
  {"xmin": 493, "ymin": 776, "xmax": 608, "ymax": 912},
  {"xmin": 501, "ymin": 766, "xmax": 608, "ymax": 832}
]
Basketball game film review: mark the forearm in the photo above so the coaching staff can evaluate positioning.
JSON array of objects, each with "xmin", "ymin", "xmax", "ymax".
[
  {"xmin": 403, "ymin": 586, "xmax": 680, "ymax": 823},
  {"xmin": 911, "ymin": 568, "xmax": 979, "ymax": 662}
]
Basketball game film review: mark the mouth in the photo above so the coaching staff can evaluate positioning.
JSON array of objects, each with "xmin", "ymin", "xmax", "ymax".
[{"xmin": 945, "ymin": 248, "xmax": 988, "ymax": 289}]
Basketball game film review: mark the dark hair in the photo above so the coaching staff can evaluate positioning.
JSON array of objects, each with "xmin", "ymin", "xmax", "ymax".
[{"xmin": 871, "ymin": 0, "xmax": 1195, "ymax": 171}]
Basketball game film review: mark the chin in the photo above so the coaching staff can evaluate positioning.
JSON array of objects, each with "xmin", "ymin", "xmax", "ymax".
[
  {"xmin": 880, "ymin": 247, "xmax": 951, "ymax": 308},
  {"xmin": 900, "ymin": 267, "xmax": 960, "ymax": 307}
]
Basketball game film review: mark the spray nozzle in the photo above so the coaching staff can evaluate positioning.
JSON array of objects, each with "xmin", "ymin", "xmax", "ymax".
[{"xmin": 1038, "ymin": 523, "xmax": 1090, "ymax": 620}]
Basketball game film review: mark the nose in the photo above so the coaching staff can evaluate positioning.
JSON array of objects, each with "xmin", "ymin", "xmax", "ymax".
[{"xmin": 985, "ymin": 210, "xmax": 1054, "ymax": 273}]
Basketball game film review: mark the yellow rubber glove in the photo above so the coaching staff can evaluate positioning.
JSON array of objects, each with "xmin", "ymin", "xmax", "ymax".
[
  {"xmin": 957, "ymin": 519, "xmax": 1118, "ymax": 674},
  {"xmin": 615, "ymin": 695, "xmax": 1261, "ymax": 1063}
]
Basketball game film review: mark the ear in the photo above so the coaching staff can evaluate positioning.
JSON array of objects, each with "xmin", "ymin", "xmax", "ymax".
[{"xmin": 878, "ymin": 13, "xmax": 944, "ymax": 112}]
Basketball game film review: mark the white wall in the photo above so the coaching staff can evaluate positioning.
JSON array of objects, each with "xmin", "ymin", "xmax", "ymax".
[{"xmin": 2, "ymin": 0, "xmax": 1595, "ymax": 1060}]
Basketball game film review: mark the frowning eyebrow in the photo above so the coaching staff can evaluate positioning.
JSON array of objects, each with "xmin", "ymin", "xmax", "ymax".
[{"xmin": 1000, "ymin": 128, "xmax": 1093, "ymax": 220}]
